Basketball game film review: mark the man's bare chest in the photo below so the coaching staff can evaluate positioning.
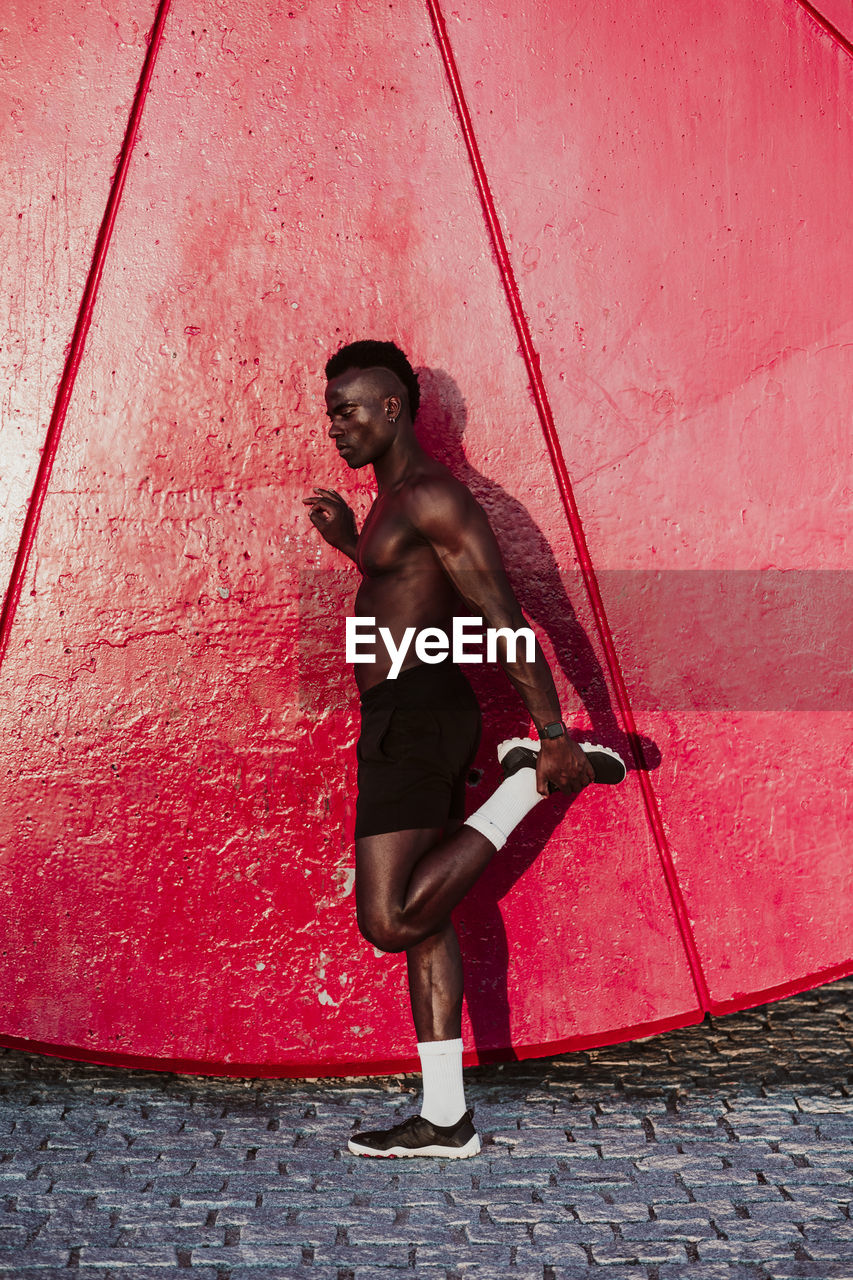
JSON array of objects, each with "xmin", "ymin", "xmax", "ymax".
[{"xmin": 357, "ymin": 496, "xmax": 428, "ymax": 577}]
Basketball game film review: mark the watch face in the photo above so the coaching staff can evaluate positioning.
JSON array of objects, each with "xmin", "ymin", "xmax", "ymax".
[{"xmin": 543, "ymin": 721, "xmax": 565, "ymax": 739}]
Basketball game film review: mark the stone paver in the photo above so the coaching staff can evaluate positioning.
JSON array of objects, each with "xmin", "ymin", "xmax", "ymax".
[{"xmin": 1, "ymin": 978, "xmax": 853, "ymax": 1278}]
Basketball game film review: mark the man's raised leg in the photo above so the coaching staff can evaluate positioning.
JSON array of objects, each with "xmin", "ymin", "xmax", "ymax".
[
  {"xmin": 354, "ymin": 824, "xmax": 496, "ymax": 955},
  {"xmin": 353, "ymin": 752, "xmax": 546, "ymax": 953}
]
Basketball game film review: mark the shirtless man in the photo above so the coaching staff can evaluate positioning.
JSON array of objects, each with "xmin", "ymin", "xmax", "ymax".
[{"xmin": 304, "ymin": 340, "xmax": 624, "ymax": 1159}]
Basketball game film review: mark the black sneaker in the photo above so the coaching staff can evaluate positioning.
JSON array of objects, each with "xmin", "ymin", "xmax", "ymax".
[
  {"xmin": 347, "ymin": 1109, "xmax": 480, "ymax": 1159},
  {"xmin": 498, "ymin": 735, "xmax": 627, "ymax": 785}
]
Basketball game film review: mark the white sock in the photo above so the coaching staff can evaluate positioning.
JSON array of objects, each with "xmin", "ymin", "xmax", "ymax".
[
  {"xmin": 464, "ymin": 762, "xmax": 543, "ymax": 851},
  {"xmin": 418, "ymin": 1037, "xmax": 466, "ymax": 1127}
]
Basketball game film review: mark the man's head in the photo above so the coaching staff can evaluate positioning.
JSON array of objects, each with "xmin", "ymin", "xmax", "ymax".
[
  {"xmin": 324, "ymin": 340, "xmax": 420, "ymax": 470},
  {"xmin": 325, "ymin": 340, "xmax": 420, "ymax": 420}
]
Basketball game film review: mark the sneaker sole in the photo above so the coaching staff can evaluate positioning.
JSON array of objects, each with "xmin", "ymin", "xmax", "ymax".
[
  {"xmin": 347, "ymin": 1133, "xmax": 481, "ymax": 1159},
  {"xmin": 499, "ymin": 739, "xmax": 626, "ymax": 785}
]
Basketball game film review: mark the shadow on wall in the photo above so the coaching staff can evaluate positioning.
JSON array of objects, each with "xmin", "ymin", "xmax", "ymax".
[
  {"xmin": 416, "ymin": 367, "xmax": 661, "ymax": 1061},
  {"xmin": 416, "ymin": 367, "xmax": 661, "ymax": 761}
]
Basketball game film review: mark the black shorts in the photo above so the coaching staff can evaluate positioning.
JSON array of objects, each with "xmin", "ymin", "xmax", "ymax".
[{"xmin": 354, "ymin": 661, "xmax": 482, "ymax": 839}]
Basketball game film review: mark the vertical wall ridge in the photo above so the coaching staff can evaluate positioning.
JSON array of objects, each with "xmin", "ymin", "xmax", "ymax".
[
  {"xmin": 792, "ymin": 0, "xmax": 853, "ymax": 57},
  {"xmin": 424, "ymin": 0, "xmax": 712, "ymax": 1013},
  {"xmin": 0, "ymin": 0, "xmax": 174, "ymax": 668}
]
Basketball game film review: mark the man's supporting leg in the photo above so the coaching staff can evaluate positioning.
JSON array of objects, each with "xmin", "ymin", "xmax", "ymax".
[
  {"xmin": 359, "ymin": 809, "xmax": 507, "ymax": 1130},
  {"xmin": 348, "ymin": 772, "xmax": 546, "ymax": 1157},
  {"xmin": 407, "ymin": 905, "xmax": 466, "ymax": 1127},
  {"xmin": 405, "ymin": 811, "xmax": 470, "ymax": 1124},
  {"xmin": 348, "ymin": 831, "xmax": 474, "ymax": 1154},
  {"xmin": 406, "ymin": 920, "xmax": 463, "ymax": 1042}
]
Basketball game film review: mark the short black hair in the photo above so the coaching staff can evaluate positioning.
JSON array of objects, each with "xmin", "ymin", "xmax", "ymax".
[{"xmin": 325, "ymin": 339, "xmax": 420, "ymax": 419}]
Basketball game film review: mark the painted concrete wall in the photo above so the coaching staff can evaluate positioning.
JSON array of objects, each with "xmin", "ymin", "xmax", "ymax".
[{"xmin": 0, "ymin": 0, "xmax": 849, "ymax": 1074}]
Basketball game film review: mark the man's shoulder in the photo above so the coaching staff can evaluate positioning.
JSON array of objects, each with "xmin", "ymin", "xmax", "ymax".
[{"xmin": 400, "ymin": 463, "xmax": 476, "ymax": 531}]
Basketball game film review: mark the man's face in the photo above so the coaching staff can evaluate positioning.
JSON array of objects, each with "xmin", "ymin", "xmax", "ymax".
[{"xmin": 324, "ymin": 367, "xmax": 399, "ymax": 470}]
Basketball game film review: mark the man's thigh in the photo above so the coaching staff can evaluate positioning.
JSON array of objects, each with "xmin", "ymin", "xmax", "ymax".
[
  {"xmin": 354, "ymin": 666, "xmax": 481, "ymax": 841},
  {"xmin": 354, "ymin": 827, "xmax": 444, "ymax": 916}
]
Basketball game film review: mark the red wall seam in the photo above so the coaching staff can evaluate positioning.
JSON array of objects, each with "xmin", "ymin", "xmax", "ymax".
[
  {"xmin": 425, "ymin": 0, "xmax": 712, "ymax": 1013},
  {"xmin": 792, "ymin": 0, "xmax": 853, "ymax": 57},
  {"xmin": 0, "ymin": 0, "xmax": 173, "ymax": 668}
]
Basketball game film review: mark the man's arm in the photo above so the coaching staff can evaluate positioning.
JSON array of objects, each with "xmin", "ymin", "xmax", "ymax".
[
  {"xmin": 302, "ymin": 488, "xmax": 359, "ymax": 562},
  {"xmin": 406, "ymin": 477, "xmax": 594, "ymax": 795}
]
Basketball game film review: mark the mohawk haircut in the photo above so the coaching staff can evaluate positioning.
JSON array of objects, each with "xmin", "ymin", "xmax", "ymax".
[{"xmin": 325, "ymin": 340, "xmax": 421, "ymax": 420}]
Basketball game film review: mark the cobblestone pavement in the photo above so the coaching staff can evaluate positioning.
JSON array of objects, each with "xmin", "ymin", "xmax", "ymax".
[{"xmin": 1, "ymin": 979, "xmax": 852, "ymax": 1280}]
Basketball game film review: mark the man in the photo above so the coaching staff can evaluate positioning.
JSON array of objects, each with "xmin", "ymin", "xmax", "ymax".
[{"xmin": 304, "ymin": 340, "xmax": 624, "ymax": 1159}]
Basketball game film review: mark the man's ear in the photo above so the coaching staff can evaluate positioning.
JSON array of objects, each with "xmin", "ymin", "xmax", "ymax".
[{"xmin": 385, "ymin": 394, "xmax": 402, "ymax": 422}]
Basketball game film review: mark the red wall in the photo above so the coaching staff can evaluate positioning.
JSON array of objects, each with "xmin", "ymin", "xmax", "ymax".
[
  {"xmin": 0, "ymin": 0, "xmax": 156, "ymax": 591},
  {"xmin": 0, "ymin": 0, "xmax": 850, "ymax": 1075}
]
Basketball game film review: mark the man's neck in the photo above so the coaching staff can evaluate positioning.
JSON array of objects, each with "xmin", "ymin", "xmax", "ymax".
[{"xmin": 373, "ymin": 427, "xmax": 427, "ymax": 493}]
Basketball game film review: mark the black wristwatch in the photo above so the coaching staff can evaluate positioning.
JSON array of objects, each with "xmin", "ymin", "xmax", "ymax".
[{"xmin": 540, "ymin": 720, "xmax": 566, "ymax": 739}]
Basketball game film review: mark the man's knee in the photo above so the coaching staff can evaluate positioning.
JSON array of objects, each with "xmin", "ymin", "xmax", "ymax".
[{"xmin": 356, "ymin": 904, "xmax": 407, "ymax": 954}]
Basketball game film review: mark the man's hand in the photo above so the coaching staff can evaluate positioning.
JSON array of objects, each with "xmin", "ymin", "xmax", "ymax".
[
  {"xmin": 535, "ymin": 736, "xmax": 594, "ymax": 796},
  {"xmin": 303, "ymin": 488, "xmax": 358, "ymax": 559}
]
